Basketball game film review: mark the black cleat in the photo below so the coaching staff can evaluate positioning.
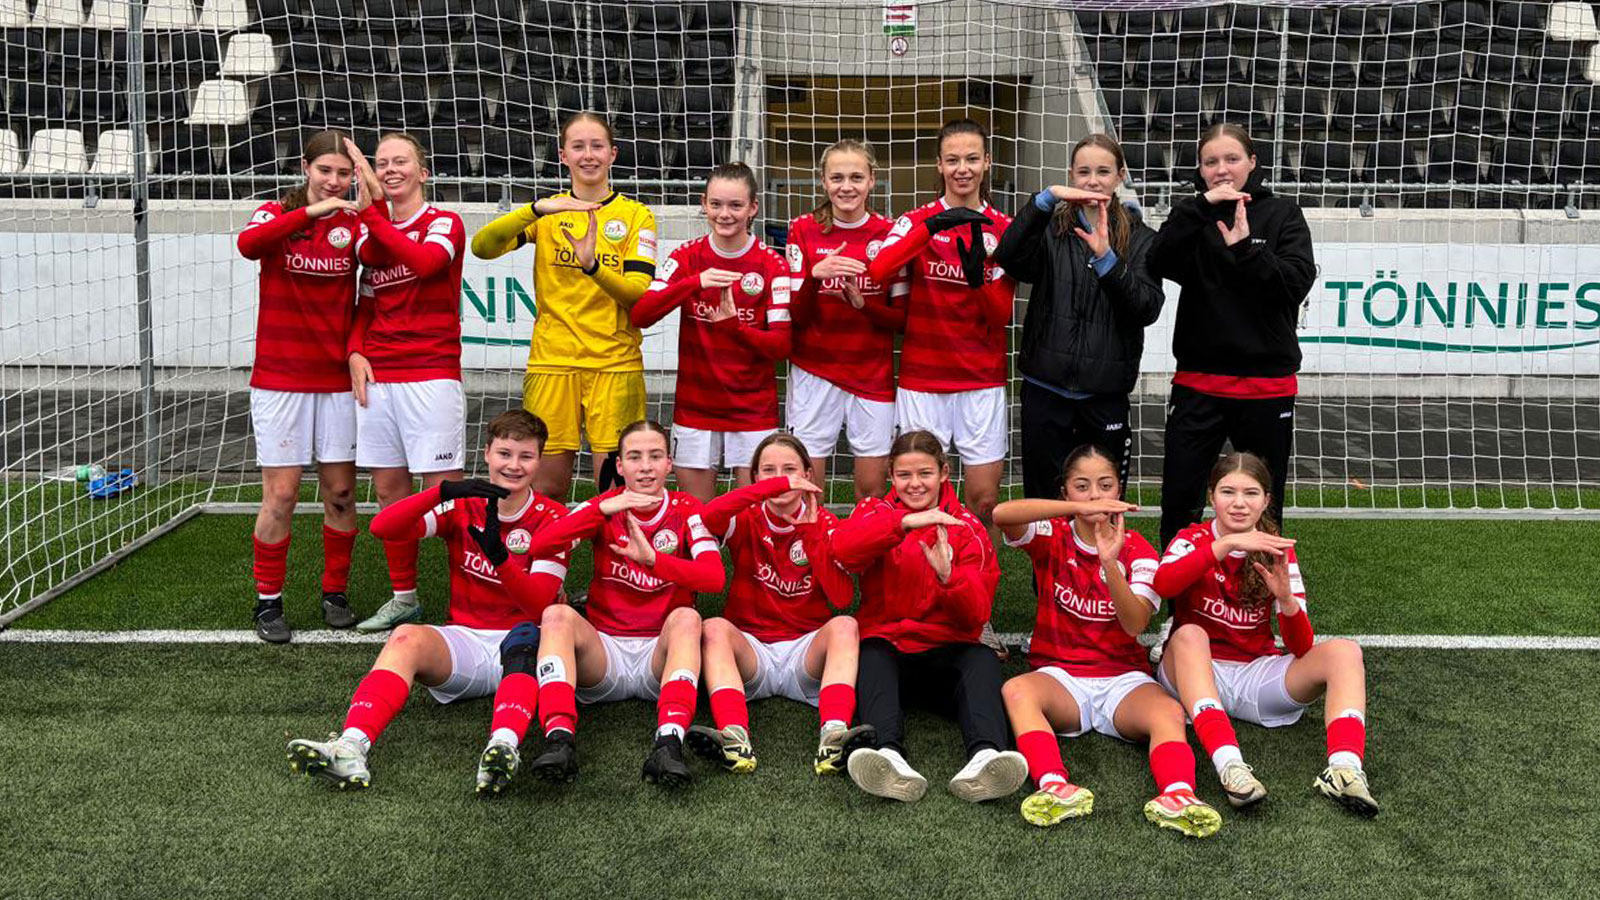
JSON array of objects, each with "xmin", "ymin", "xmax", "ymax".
[
  {"xmin": 641, "ymin": 733, "xmax": 692, "ymax": 787},
  {"xmin": 528, "ymin": 731, "xmax": 579, "ymax": 783},
  {"xmin": 254, "ymin": 602, "xmax": 291, "ymax": 644},
  {"xmin": 321, "ymin": 591, "xmax": 357, "ymax": 629}
]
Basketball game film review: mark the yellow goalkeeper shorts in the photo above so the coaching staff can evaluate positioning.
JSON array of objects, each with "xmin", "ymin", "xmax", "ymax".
[{"xmin": 522, "ymin": 369, "xmax": 646, "ymax": 454}]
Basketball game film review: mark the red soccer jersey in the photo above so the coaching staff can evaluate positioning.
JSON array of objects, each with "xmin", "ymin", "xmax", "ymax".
[
  {"xmin": 700, "ymin": 477, "xmax": 854, "ymax": 643},
  {"xmin": 1154, "ymin": 521, "xmax": 1309, "ymax": 663},
  {"xmin": 631, "ymin": 235, "xmax": 792, "ymax": 431},
  {"xmin": 239, "ymin": 202, "xmax": 360, "ymax": 393},
  {"xmin": 420, "ymin": 491, "xmax": 570, "ymax": 630},
  {"xmin": 877, "ymin": 199, "xmax": 1015, "ymax": 392},
  {"xmin": 350, "ymin": 202, "xmax": 466, "ymax": 382},
  {"xmin": 1007, "ymin": 517, "xmax": 1161, "ymax": 677},
  {"xmin": 785, "ymin": 212, "xmax": 908, "ymax": 402}
]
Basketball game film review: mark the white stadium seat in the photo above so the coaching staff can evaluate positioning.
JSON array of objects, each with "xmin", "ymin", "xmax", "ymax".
[
  {"xmin": 0, "ymin": 0, "xmax": 28, "ymax": 27},
  {"xmin": 86, "ymin": 0, "xmax": 131, "ymax": 30},
  {"xmin": 1548, "ymin": 2, "xmax": 1600, "ymax": 42},
  {"xmin": 1587, "ymin": 44, "xmax": 1600, "ymax": 84},
  {"xmin": 0, "ymin": 131, "xmax": 22, "ymax": 173},
  {"xmin": 187, "ymin": 79, "xmax": 250, "ymax": 125},
  {"xmin": 144, "ymin": 0, "xmax": 198, "ymax": 29},
  {"xmin": 22, "ymin": 130, "xmax": 89, "ymax": 174},
  {"xmin": 198, "ymin": 0, "xmax": 252, "ymax": 31},
  {"xmin": 31, "ymin": 0, "xmax": 85, "ymax": 27},
  {"xmin": 220, "ymin": 33, "xmax": 280, "ymax": 77},
  {"xmin": 89, "ymin": 130, "xmax": 156, "ymax": 176}
]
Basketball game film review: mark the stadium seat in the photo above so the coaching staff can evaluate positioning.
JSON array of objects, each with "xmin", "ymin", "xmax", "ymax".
[
  {"xmin": 188, "ymin": 80, "xmax": 250, "ymax": 125},
  {"xmin": 1148, "ymin": 86, "xmax": 1202, "ymax": 133},
  {"xmin": 526, "ymin": 0, "xmax": 578, "ymax": 31},
  {"xmin": 76, "ymin": 74, "xmax": 129, "ymax": 127},
  {"xmin": 456, "ymin": 39, "xmax": 519, "ymax": 75},
  {"xmin": 1073, "ymin": 9, "xmax": 1112, "ymax": 37},
  {"xmin": 1568, "ymin": 86, "xmax": 1600, "ymax": 135},
  {"xmin": 198, "ymin": 0, "xmax": 252, "ymax": 32},
  {"xmin": 634, "ymin": 2, "xmax": 682, "ymax": 33},
  {"xmin": 85, "ymin": 0, "xmax": 131, "ymax": 29},
  {"xmin": 1510, "ymin": 85, "xmax": 1568, "ymax": 135},
  {"xmin": 630, "ymin": 38, "xmax": 683, "ymax": 86},
  {"xmin": 1117, "ymin": 141, "xmax": 1163, "ymax": 184},
  {"xmin": 1210, "ymin": 85, "xmax": 1270, "ymax": 131},
  {"xmin": 423, "ymin": 126, "xmax": 469, "ymax": 177},
  {"xmin": 314, "ymin": 80, "xmax": 370, "ymax": 128},
  {"xmin": 1498, "ymin": 1, "xmax": 1547, "ymax": 31},
  {"xmin": 1332, "ymin": 4, "xmax": 1381, "ymax": 36},
  {"xmin": 1386, "ymin": 3, "xmax": 1438, "ymax": 35},
  {"xmin": 3, "ymin": 28, "xmax": 47, "ymax": 75},
  {"xmin": 1168, "ymin": 140, "xmax": 1199, "ymax": 181},
  {"xmin": 595, "ymin": 1, "xmax": 629, "ymax": 34},
  {"xmin": 1330, "ymin": 88, "xmax": 1387, "ymax": 134},
  {"xmin": 1092, "ymin": 40, "xmax": 1125, "ymax": 88},
  {"xmin": 434, "ymin": 77, "xmax": 488, "ymax": 126},
  {"xmin": 0, "ymin": 129, "xmax": 19, "ymax": 171},
  {"xmin": 363, "ymin": 0, "xmax": 415, "ymax": 35},
  {"xmin": 1280, "ymin": 86, "xmax": 1330, "ymax": 130},
  {"xmin": 1122, "ymin": 10, "xmax": 1166, "ymax": 35},
  {"xmin": 523, "ymin": 34, "xmax": 568, "ymax": 81},
  {"xmin": 481, "ymin": 127, "xmax": 541, "ymax": 179},
  {"xmin": 88, "ymin": 129, "xmax": 153, "ymax": 175},
  {"xmin": 1193, "ymin": 31, "xmax": 1234, "ymax": 84},
  {"xmin": 374, "ymin": 76, "xmax": 430, "ymax": 129},
  {"xmin": 1491, "ymin": 136, "xmax": 1550, "ymax": 185},
  {"xmin": 418, "ymin": 0, "xmax": 469, "ymax": 36},
  {"xmin": 0, "ymin": 0, "xmax": 24, "ymax": 27},
  {"xmin": 22, "ymin": 128, "xmax": 88, "ymax": 173},
  {"xmin": 397, "ymin": 32, "xmax": 452, "ymax": 74},
  {"xmin": 251, "ymin": 74, "xmax": 306, "ymax": 127},
  {"xmin": 145, "ymin": 0, "xmax": 198, "ymax": 29},
  {"xmin": 682, "ymin": 132, "xmax": 725, "ymax": 179},
  {"xmin": 622, "ymin": 86, "xmax": 668, "ymax": 134},
  {"xmin": 157, "ymin": 125, "xmax": 213, "ymax": 175},
  {"xmin": 1304, "ymin": 40, "xmax": 1357, "ymax": 86},
  {"xmin": 142, "ymin": 75, "xmax": 194, "ymax": 125},
  {"xmin": 1132, "ymin": 40, "xmax": 1182, "ymax": 85},
  {"xmin": 1547, "ymin": 2, "xmax": 1600, "ymax": 42},
  {"xmin": 1401, "ymin": 84, "xmax": 1451, "ymax": 136},
  {"xmin": 306, "ymin": 0, "xmax": 355, "ymax": 33},
  {"xmin": 221, "ymin": 33, "xmax": 279, "ymax": 76},
  {"xmin": 1368, "ymin": 139, "xmax": 1424, "ymax": 183},
  {"xmin": 685, "ymin": 1, "xmax": 736, "ymax": 35},
  {"xmin": 1453, "ymin": 81, "xmax": 1510, "ymax": 135},
  {"xmin": 1440, "ymin": 1, "xmax": 1492, "ymax": 38},
  {"xmin": 496, "ymin": 78, "xmax": 553, "ymax": 130},
  {"xmin": 682, "ymin": 85, "xmax": 730, "ymax": 132},
  {"xmin": 1361, "ymin": 40, "xmax": 1411, "ymax": 86},
  {"xmin": 55, "ymin": 29, "xmax": 107, "ymax": 79},
  {"xmin": 683, "ymin": 37, "xmax": 734, "ymax": 85},
  {"xmin": 31, "ymin": 0, "xmax": 83, "ymax": 27},
  {"xmin": 1240, "ymin": 36, "xmax": 1282, "ymax": 84},
  {"xmin": 1427, "ymin": 134, "xmax": 1486, "ymax": 183},
  {"xmin": 1532, "ymin": 40, "xmax": 1587, "ymax": 83},
  {"xmin": 1297, "ymin": 142, "xmax": 1356, "ymax": 183},
  {"xmin": 168, "ymin": 31, "xmax": 225, "ymax": 79},
  {"xmin": 341, "ymin": 32, "xmax": 395, "ymax": 74},
  {"xmin": 1103, "ymin": 87, "xmax": 1147, "ymax": 140},
  {"xmin": 223, "ymin": 130, "xmax": 278, "ymax": 174},
  {"xmin": 1553, "ymin": 138, "xmax": 1600, "ymax": 181},
  {"xmin": 10, "ymin": 81, "xmax": 71, "ymax": 124},
  {"xmin": 287, "ymin": 40, "xmax": 336, "ymax": 75}
]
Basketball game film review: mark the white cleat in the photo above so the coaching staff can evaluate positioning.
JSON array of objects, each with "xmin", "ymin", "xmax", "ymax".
[{"xmin": 286, "ymin": 733, "xmax": 371, "ymax": 790}]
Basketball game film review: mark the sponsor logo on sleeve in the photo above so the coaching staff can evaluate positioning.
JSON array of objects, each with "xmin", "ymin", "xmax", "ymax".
[
  {"xmin": 250, "ymin": 208, "xmax": 275, "ymax": 224},
  {"xmin": 637, "ymin": 228, "xmax": 657, "ymax": 260},
  {"xmin": 659, "ymin": 256, "xmax": 678, "ymax": 281},
  {"xmin": 786, "ymin": 241, "xmax": 803, "ymax": 272},
  {"xmin": 427, "ymin": 217, "xmax": 453, "ymax": 235}
]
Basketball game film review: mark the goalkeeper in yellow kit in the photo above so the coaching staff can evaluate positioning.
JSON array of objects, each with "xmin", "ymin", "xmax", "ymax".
[{"xmin": 471, "ymin": 112, "xmax": 659, "ymax": 499}]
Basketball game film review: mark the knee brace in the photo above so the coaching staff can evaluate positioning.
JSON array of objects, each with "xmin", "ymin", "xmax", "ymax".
[{"xmin": 498, "ymin": 621, "xmax": 542, "ymax": 676}]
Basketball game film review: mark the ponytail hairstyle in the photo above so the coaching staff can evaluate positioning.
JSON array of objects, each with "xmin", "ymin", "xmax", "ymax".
[
  {"xmin": 377, "ymin": 131, "xmax": 430, "ymax": 180},
  {"xmin": 888, "ymin": 429, "xmax": 949, "ymax": 473},
  {"xmin": 1052, "ymin": 133, "xmax": 1132, "ymax": 259},
  {"xmin": 934, "ymin": 118, "xmax": 992, "ymax": 203},
  {"xmin": 617, "ymin": 419, "xmax": 671, "ymax": 454},
  {"xmin": 1059, "ymin": 442, "xmax": 1122, "ymax": 500},
  {"xmin": 1207, "ymin": 451, "xmax": 1280, "ymax": 610},
  {"xmin": 706, "ymin": 161, "xmax": 760, "ymax": 204},
  {"xmin": 1196, "ymin": 123, "xmax": 1257, "ymax": 166},
  {"xmin": 279, "ymin": 130, "xmax": 352, "ymax": 225},
  {"xmin": 749, "ymin": 431, "xmax": 813, "ymax": 477},
  {"xmin": 811, "ymin": 139, "xmax": 880, "ymax": 233},
  {"xmin": 560, "ymin": 110, "xmax": 615, "ymax": 146}
]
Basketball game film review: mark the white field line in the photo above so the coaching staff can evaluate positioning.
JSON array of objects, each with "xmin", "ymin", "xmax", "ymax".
[{"xmin": 2, "ymin": 629, "xmax": 1598, "ymax": 651}]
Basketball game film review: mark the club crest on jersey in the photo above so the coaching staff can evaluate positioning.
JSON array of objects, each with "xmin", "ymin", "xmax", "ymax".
[
  {"xmin": 740, "ymin": 272, "xmax": 765, "ymax": 296},
  {"xmin": 786, "ymin": 242, "xmax": 803, "ymax": 270},
  {"xmin": 506, "ymin": 528, "xmax": 531, "ymax": 555},
  {"xmin": 652, "ymin": 530, "xmax": 680, "ymax": 554},
  {"xmin": 982, "ymin": 232, "xmax": 998, "ymax": 255},
  {"xmin": 866, "ymin": 240, "xmax": 883, "ymax": 260},
  {"xmin": 788, "ymin": 540, "xmax": 810, "ymax": 567},
  {"xmin": 327, "ymin": 226, "xmax": 352, "ymax": 249},
  {"xmin": 603, "ymin": 218, "xmax": 627, "ymax": 242}
]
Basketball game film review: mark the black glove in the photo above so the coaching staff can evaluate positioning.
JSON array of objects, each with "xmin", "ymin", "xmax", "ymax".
[
  {"xmin": 923, "ymin": 206, "xmax": 991, "ymax": 236},
  {"xmin": 955, "ymin": 221, "xmax": 988, "ymax": 289},
  {"xmin": 467, "ymin": 502, "xmax": 508, "ymax": 567},
  {"xmin": 439, "ymin": 478, "xmax": 509, "ymax": 503}
]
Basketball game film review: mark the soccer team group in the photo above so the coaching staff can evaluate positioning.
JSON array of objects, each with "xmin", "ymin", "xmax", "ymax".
[{"xmin": 241, "ymin": 108, "xmax": 1375, "ymax": 838}]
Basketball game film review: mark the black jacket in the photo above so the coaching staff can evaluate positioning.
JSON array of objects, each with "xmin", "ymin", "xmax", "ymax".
[
  {"xmin": 995, "ymin": 195, "xmax": 1165, "ymax": 396},
  {"xmin": 1148, "ymin": 166, "xmax": 1316, "ymax": 379}
]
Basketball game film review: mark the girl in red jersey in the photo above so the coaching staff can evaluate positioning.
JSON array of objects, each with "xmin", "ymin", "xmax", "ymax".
[
  {"xmin": 343, "ymin": 134, "xmax": 470, "ymax": 633},
  {"xmin": 785, "ymin": 140, "xmax": 908, "ymax": 500},
  {"xmin": 285, "ymin": 410, "xmax": 570, "ymax": 792},
  {"xmin": 630, "ymin": 163, "xmax": 792, "ymax": 502},
  {"xmin": 238, "ymin": 131, "xmax": 362, "ymax": 643},
  {"xmin": 513, "ymin": 421, "xmax": 725, "ymax": 789},
  {"xmin": 688, "ymin": 434, "xmax": 874, "ymax": 777},
  {"xmin": 1154, "ymin": 452, "xmax": 1378, "ymax": 817},
  {"xmin": 865, "ymin": 119, "xmax": 1015, "ymax": 536},
  {"xmin": 830, "ymin": 430, "xmax": 1026, "ymax": 804},
  {"xmin": 995, "ymin": 445, "xmax": 1222, "ymax": 838}
]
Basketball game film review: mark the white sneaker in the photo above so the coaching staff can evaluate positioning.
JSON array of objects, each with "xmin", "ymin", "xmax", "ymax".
[
  {"xmin": 948, "ymin": 747, "xmax": 1029, "ymax": 803},
  {"xmin": 286, "ymin": 733, "xmax": 371, "ymax": 790},
  {"xmin": 847, "ymin": 747, "xmax": 928, "ymax": 802}
]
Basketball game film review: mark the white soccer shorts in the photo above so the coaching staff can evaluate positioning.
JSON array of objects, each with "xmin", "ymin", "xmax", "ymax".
[
  {"xmin": 423, "ymin": 624, "xmax": 512, "ymax": 704},
  {"xmin": 576, "ymin": 633, "xmax": 663, "ymax": 704},
  {"xmin": 250, "ymin": 388, "xmax": 357, "ymax": 468},
  {"xmin": 741, "ymin": 629, "xmax": 824, "ymax": 706},
  {"xmin": 787, "ymin": 365, "xmax": 895, "ymax": 459},
  {"xmin": 1038, "ymin": 667, "xmax": 1158, "ymax": 741},
  {"xmin": 671, "ymin": 423, "xmax": 776, "ymax": 471},
  {"xmin": 894, "ymin": 385, "xmax": 1008, "ymax": 465},
  {"xmin": 356, "ymin": 379, "xmax": 466, "ymax": 473},
  {"xmin": 1157, "ymin": 652, "xmax": 1308, "ymax": 728}
]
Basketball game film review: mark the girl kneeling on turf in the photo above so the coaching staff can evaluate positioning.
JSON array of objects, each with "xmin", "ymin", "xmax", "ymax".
[
  {"xmin": 830, "ymin": 430, "xmax": 1026, "ymax": 803},
  {"xmin": 996, "ymin": 445, "xmax": 1221, "ymax": 838},
  {"xmin": 1153, "ymin": 452, "xmax": 1378, "ymax": 817},
  {"xmin": 630, "ymin": 163, "xmax": 791, "ymax": 501},
  {"xmin": 691, "ymin": 434, "xmax": 873, "ymax": 776}
]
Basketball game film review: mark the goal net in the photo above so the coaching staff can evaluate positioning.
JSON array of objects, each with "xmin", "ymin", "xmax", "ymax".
[{"xmin": 3, "ymin": 0, "xmax": 1598, "ymax": 621}]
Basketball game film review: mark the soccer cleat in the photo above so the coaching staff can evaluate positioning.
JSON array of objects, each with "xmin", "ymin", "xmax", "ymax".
[
  {"xmin": 948, "ymin": 747, "xmax": 1030, "ymax": 803},
  {"xmin": 641, "ymin": 734, "xmax": 692, "ymax": 787},
  {"xmin": 846, "ymin": 747, "xmax": 928, "ymax": 803},
  {"xmin": 1143, "ymin": 787, "xmax": 1222, "ymax": 838},
  {"xmin": 813, "ymin": 723, "xmax": 877, "ymax": 776},
  {"xmin": 475, "ymin": 739, "xmax": 520, "ymax": 796},
  {"xmin": 1219, "ymin": 760, "xmax": 1268, "ymax": 809},
  {"xmin": 1020, "ymin": 781, "xmax": 1095, "ymax": 827},
  {"xmin": 528, "ymin": 731, "xmax": 579, "ymax": 783},
  {"xmin": 1315, "ymin": 765, "xmax": 1380, "ymax": 817},
  {"xmin": 685, "ymin": 724, "xmax": 757, "ymax": 774},
  {"xmin": 321, "ymin": 591, "xmax": 357, "ymax": 629},
  {"xmin": 979, "ymin": 620, "xmax": 1010, "ymax": 661},
  {"xmin": 254, "ymin": 602, "xmax": 291, "ymax": 644},
  {"xmin": 286, "ymin": 733, "xmax": 370, "ymax": 790},
  {"xmin": 356, "ymin": 597, "xmax": 423, "ymax": 633}
]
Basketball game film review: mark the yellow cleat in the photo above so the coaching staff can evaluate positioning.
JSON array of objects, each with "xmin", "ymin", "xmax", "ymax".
[
  {"xmin": 814, "ymin": 724, "xmax": 876, "ymax": 776},
  {"xmin": 1144, "ymin": 787, "xmax": 1222, "ymax": 838},
  {"xmin": 1020, "ymin": 781, "xmax": 1095, "ymax": 827},
  {"xmin": 685, "ymin": 724, "xmax": 757, "ymax": 774}
]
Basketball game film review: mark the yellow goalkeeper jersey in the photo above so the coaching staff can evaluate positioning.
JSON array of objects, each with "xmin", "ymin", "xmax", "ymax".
[{"xmin": 504, "ymin": 191, "xmax": 658, "ymax": 372}]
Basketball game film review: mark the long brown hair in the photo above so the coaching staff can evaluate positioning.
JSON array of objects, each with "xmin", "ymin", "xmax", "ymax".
[
  {"xmin": 934, "ymin": 118, "xmax": 991, "ymax": 203},
  {"xmin": 1208, "ymin": 451, "xmax": 1280, "ymax": 610},
  {"xmin": 280, "ymin": 130, "xmax": 352, "ymax": 216},
  {"xmin": 749, "ymin": 432, "xmax": 813, "ymax": 476},
  {"xmin": 889, "ymin": 429, "xmax": 949, "ymax": 471},
  {"xmin": 1052, "ymin": 134, "xmax": 1132, "ymax": 258},
  {"xmin": 810, "ymin": 139, "xmax": 879, "ymax": 233}
]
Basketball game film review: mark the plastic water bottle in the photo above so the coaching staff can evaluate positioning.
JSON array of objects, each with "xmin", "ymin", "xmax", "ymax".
[{"xmin": 51, "ymin": 464, "xmax": 107, "ymax": 482}]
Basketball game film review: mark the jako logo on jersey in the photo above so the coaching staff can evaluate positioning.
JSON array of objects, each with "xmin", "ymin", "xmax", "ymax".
[
  {"xmin": 756, "ymin": 563, "xmax": 812, "ymax": 598},
  {"xmin": 1052, "ymin": 582, "xmax": 1117, "ymax": 622},
  {"xmin": 788, "ymin": 540, "xmax": 810, "ymax": 567},
  {"xmin": 866, "ymin": 239, "xmax": 883, "ymax": 260},
  {"xmin": 604, "ymin": 218, "xmax": 627, "ymax": 242},
  {"xmin": 506, "ymin": 528, "xmax": 531, "ymax": 554},
  {"xmin": 740, "ymin": 272, "xmax": 765, "ymax": 296},
  {"xmin": 651, "ymin": 530, "xmax": 680, "ymax": 554},
  {"xmin": 327, "ymin": 226, "xmax": 352, "ymax": 249}
]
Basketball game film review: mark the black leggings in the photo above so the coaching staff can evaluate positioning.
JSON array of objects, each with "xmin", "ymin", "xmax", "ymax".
[
  {"xmin": 855, "ymin": 638, "xmax": 1010, "ymax": 760},
  {"xmin": 1159, "ymin": 384, "xmax": 1295, "ymax": 549}
]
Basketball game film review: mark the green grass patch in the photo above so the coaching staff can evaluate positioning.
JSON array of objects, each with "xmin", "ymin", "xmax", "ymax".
[{"xmin": 0, "ymin": 643, "xmax": 1592, "ymax": 899}]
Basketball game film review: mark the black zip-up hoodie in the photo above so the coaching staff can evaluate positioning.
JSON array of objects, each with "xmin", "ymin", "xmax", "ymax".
[
  {"xmin": 997, "ymin": 197, "xmax": 1165, "ymax": 396},
  {"xmin": 1147, "ymin": 166, "xmax": 1316, "ymax": 379}
]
